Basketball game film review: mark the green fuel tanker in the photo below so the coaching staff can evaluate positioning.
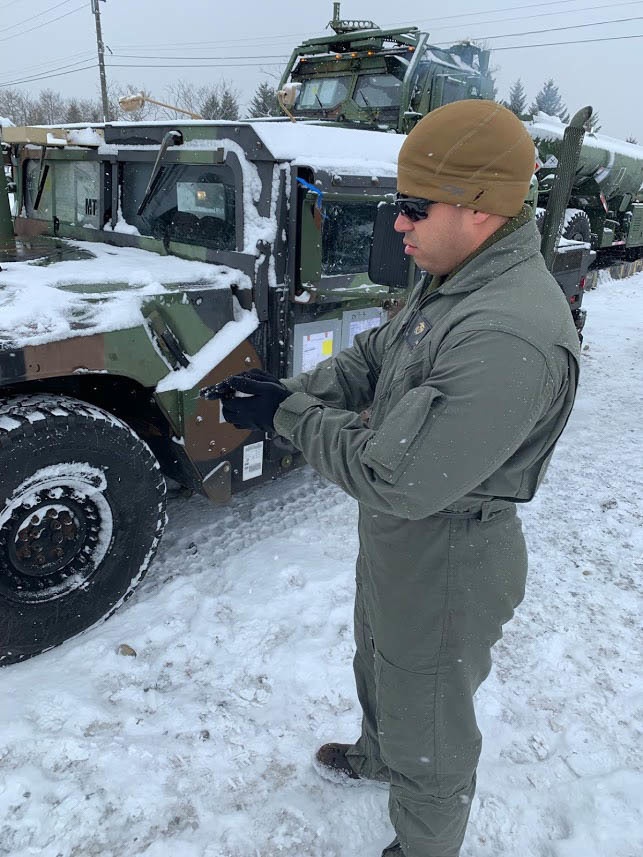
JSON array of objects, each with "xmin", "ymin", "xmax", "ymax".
[{"xmin": 525, "ymin": 113, "xmax": 643, "ymax": 260}]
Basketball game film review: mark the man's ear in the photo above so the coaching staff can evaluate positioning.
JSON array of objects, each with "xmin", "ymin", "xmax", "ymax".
[{"xmin": 470, "ymin": 209, "xmax": 494, "ymax": 225}]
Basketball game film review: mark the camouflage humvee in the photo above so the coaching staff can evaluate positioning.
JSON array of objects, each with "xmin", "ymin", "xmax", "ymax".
[{"xmin": 0, "ymin": 119, "xmax": 411, "ymax": 664}]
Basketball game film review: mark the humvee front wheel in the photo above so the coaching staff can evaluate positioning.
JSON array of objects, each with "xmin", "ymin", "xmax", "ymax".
[{"xmin": 0, "ymin": 394, "xmax": 167, "ymax": 666}]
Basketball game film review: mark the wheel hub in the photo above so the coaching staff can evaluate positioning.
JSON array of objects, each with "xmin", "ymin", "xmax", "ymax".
[{"xmin": 0, "ymin": 483, "xmax": 108, "ymax": 602}]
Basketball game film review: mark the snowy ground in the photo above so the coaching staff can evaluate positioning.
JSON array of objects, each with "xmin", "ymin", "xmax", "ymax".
[{"xmin": 1, "ymin": 273, "xmax": 642, "ymax": 857}]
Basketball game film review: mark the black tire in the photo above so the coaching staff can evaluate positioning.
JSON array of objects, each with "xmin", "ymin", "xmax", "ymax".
[
  {"xmin": 562, "ymin": 210, "xmax": 592, "ymax": 243},
  {"xmin": 0, "ymin": 394, "xmax": 167, "ymax": 665}
]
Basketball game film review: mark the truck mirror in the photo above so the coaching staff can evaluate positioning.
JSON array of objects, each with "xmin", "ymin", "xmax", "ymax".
[{"xmin": 368, "ymin": 202, "xmax": 412, "ymax": 288}]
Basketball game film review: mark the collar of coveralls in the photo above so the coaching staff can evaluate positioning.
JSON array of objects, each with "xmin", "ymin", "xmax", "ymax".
[{"xmin": 425, "ymin": 203, "xmax": 534, "ymax": 295}]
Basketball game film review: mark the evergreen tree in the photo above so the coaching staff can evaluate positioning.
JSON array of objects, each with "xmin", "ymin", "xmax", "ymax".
[
  {"xmin": 218, "ymin": 86, "xmax": 240, "ymax": 121},
  {"xmin": 199, "ymin": 82, "xmax": 240, "ymax": 120},
  {"xmin": 585, "ymin": 111, "xmax": 601, "ymax": 133},
  {"xmin": 200, "ymin": 92, "xmax": 220, "ymax": 120},
  {"xmin": 505, "ymin": 78, "xmax": 527, "ymax": 117},
  {"xmin": 65, "ymin": 100, "xmax": 83, "ymax": 123},
  {"xmin": 529, "ymin": 79, "xmax": 569, "ymax": 122},
  {"xmin": 248, "ymin": 81, "xmax": 280, "ymax": 118}
]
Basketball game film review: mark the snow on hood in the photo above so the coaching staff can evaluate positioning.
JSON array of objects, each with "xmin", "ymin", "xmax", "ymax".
[
  {"xmin": 249, "ymin": 121, "xmax": 404, "ymax": 177},
  {"xmin": 0, "ymin": 241, "xmax": 250, "ymax": 348}
]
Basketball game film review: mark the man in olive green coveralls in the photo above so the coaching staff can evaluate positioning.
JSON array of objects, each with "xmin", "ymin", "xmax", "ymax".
[{"xmin": 216, "ymin": 101, "xmax": 581, "ymax": 857}]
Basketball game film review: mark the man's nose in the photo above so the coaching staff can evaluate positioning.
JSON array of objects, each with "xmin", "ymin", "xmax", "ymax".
[{"xmin": 394, "ymin": 213, "xmax": 413, "ymax": 232}]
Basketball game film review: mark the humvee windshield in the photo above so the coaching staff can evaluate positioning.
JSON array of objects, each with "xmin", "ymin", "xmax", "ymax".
[{"xmin": 121, "ymin": 163, "xmax": 236, "ymax": 250}]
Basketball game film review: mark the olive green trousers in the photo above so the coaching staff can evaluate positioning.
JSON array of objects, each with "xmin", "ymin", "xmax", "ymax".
[{"xmin": 346, "ymin": 504, "xmax": 528, "ymax": 857}]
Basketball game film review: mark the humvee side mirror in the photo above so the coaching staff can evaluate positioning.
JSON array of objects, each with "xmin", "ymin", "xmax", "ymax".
[{"xmin": 368, "ymin": 202, "xmax": 413, "ymax": 288}]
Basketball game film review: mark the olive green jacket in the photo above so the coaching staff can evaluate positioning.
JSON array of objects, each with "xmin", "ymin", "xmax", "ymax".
[{"xmin": 275, "ymin": 218, "xmax": 580, "ymax": 520}]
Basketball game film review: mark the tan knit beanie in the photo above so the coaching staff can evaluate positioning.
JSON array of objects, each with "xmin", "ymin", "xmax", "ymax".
[{"xmin": 397, "ymin": 100, "xmax": 536, "ymax": 217}]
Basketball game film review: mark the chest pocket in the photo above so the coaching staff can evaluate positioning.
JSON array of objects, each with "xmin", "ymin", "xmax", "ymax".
[
  {"xmin": 378, "ymin": 311, "xmax": 436, "ymax": 408},
  {"xmin": 404, "ymin": 310, "xmax": 433, "ymax": 349}
]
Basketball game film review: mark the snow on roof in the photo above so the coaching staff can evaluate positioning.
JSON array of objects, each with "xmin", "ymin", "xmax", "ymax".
[
  {"xmin": 249, "ymin": 121, "xmax": 404, "ymax": 177},
  {"xmin": 526, "ymin": 112, "xmax": 643, "ymax": 161},
  {"xmin": 0, "ymin": 241, "xmax": 249, "ymax": 349}
]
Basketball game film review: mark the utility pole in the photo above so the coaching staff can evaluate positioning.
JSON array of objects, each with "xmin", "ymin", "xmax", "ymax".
[{"xmin": 91, "ymin": 0, "xmax": 110, "ymax": 121}]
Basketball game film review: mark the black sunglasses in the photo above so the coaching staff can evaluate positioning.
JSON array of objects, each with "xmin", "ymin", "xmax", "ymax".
[{"xmin": 394, "ymin": 193, "xmax": 435, "ymax": 222}]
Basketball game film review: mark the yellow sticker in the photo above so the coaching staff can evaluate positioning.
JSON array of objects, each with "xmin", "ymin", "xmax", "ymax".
[{"xmin": 322, "ymin": 338, "xmax": 333, "ymax": 356}]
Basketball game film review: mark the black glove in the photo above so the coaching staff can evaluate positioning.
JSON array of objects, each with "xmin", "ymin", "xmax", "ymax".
[
  {"xmin": 199, "ymin": 369, "xmax": 279, "ymax": 402},
  {"xmin": 206, "ymin": 369, "xmax": 290, "ymax": 433}
]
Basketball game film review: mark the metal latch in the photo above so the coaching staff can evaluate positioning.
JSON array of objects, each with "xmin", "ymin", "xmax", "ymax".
[{"xmin": 146, "ymin": 308, "xmax": 189, "ymax": 370}]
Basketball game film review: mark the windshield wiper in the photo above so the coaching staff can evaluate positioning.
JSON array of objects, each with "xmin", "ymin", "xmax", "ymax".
[{"xmin": 137, "ymin": 129, "xmax": 183, "ymax": 217}]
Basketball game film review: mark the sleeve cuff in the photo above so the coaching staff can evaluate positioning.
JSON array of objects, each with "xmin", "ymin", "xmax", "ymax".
[{"xmin": 274, "ymin": 391, "xmax": 325, "ymax": 440}]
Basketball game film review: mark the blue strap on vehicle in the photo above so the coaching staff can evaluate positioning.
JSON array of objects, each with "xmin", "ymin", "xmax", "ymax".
[{"xmin": 296, "ymin": 177, "xmax": 326, "ymax": 218}]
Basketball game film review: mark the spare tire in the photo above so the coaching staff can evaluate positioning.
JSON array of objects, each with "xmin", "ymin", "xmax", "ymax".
[
  {"xmin": 562, "ymin": 210, "xmax": 591, "ymax": 243},
  {"xmin": 0, "ymin": 394, "xmax": 167, "ymax": 665}
]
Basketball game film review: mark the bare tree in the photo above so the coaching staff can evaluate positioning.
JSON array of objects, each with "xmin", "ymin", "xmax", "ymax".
[
  {"xmin": 0, "ymin": 88, "xmax": 37, "ymax": 125},
  {"xmin": 77, "ymin": 98, "xmax": 103, "ymax": 123},
  {"xmin": 36, "ymin": 89, "xmax": 66, "ymax": 125},
  {"xmin": 164, "ymin": 79, "xmax": 203, "ymax": 118},
  {"xmin": 108, "ymin": 83, "xmax": 159, "ymax": 122}
]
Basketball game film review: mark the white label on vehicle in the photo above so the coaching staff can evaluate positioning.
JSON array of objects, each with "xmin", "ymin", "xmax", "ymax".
[
  {"xmin": 243, "ymin": 441, "xmax": 264, "ymax": 481},
  {"xmin": 348, "ymin": 316, "xmax": 380, "ymax": 347},
  {"xmin": 302, "ymin": 330, "xmax": 334, "ymax": 372}
]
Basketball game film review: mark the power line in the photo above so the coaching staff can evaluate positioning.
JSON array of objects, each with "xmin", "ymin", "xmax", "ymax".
[
  {"xmin": 0, "ymin": 0, "xmax": 78, "ymax": 36},
  {"xmin": 434, "ymin": 13, "xmax": 643, "ymax": 45},
  {"xmin": 107, "ymin": 61, "xmax": 288, "ymax": 70},
  {"xmin": 106, "ymin": 11, "xmax": 643, "ymax": 63},
  {"xmin": 429, "ymin": 0, "xmax": 643, "ymax": 32},
  {"xmin": 108, "ymin": 0, "xmax": 642, "ymax": 52},
  {"xmin": 0, "ymin": 63, "xmax": 98, "ymax": 88},
  {"xmin": 105, "ymin": 28, "xmax": 643, "ymax": 71},
  {"xmin": 2, "ymin": 49, "xmax": 95, "ymax": 78},
  {"xmin": 0, "ymin": 55, "xmax": 98, "ymax": 88},
  {"xmin": 111, "ymin": 53, "xmax": 291, "ymax": 61},
  {"xmin": 491, "ymin": 31, "xmax": 643, "ymax": 49},
  {"xmin": 104, "ymin": 2, "xmax": 643, "ymax": 59},
  {"xmin": 411, "ymin": 0, "xmax": 635, "ymax": 24},
  {"xmin": 0, "ymin": 3, "xmax": 85, "ymax": 44}
]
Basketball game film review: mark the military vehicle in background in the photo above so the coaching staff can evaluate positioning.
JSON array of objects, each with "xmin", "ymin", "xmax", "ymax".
[
  {"xmin": 0, "ymin": 117, "xmax": 410, "ymax": 665},
  {"xmin": 525, "ymin": 113, "xmax": 643, "ymax": 263},
  {"xmin": 279, "ymin": 4, "xmax": 643, "ymax": 273},
  {"xmin": 278, "ymin": 2, "xmax": 494, "ymax": 133}
]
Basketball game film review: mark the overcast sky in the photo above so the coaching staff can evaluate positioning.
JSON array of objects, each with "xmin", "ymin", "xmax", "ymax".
[{"xmin": 1, "ymin": 0, "xmax": 641, "ymax": 141}]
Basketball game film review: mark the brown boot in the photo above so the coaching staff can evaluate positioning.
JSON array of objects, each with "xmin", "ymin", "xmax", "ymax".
[{"xmin": 314, "ymin": 742, "xmax": 361, "ymax": 781}]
